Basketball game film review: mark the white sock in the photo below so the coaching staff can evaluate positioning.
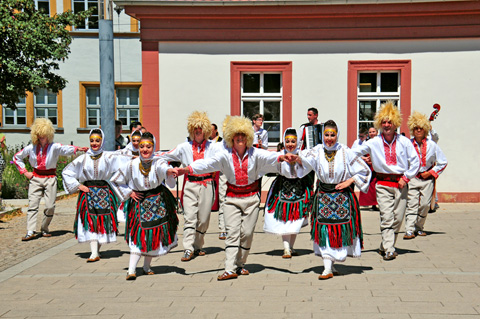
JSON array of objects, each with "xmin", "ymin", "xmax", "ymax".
[
  {"xmin": 90, "ymin": 241, "xmax": 99, "ymax": 258},
  {"xmin": 98, "ymin": 243, "xmax": 102, "ymax": 252},
  {"xmin": 128, "ymin": 254, "xmax": 141, "ymax": 275},
  {"xmin": 323, "ymin": 259, "xmax": 333, "ymax": 272},
  {"xmin": 282, "ymin": 235, "xmax": 291, "ymax": 250},
  {"xmin": 143, "ymin": 256, "xmax": 153, "ymax": 271}
]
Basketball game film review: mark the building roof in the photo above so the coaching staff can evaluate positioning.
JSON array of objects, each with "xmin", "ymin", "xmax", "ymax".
[{"xmin": 114, "ymin": 0, "xmax": 469, "ymax": 6}]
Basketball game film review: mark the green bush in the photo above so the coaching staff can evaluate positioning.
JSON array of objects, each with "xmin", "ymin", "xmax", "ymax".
[{"xmin": 1, "ymin": 143, "xmax": 76, "ymax": 199}]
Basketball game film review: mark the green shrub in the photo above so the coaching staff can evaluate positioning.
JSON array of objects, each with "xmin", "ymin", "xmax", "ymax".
[{"xmin": 1, "ymin": 143, "xmax": 76, "ymax": 199}]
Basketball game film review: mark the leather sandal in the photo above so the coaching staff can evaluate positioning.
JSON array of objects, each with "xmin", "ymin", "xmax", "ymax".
[
  {"xmin": 86, "ymin": 256, "xmax": 100, "ymax": 263},
  {"xmin": 318, "ymin": 270, "xmax": 334, "ymax": 280},
  {"xmin": 21, "ymin": 233, "xmax": 37, "ymax": 241},
  {"xmin": 181, "ymin": 249, "xmax": 193, "ymax": 262},
  {"xmin": 142, "ymin": 269, "xmax": 155, "ymax": 275},
  {"xmin": 217, "ymin": 271, "xmax": 238, "ymax": 281},
  {"xmin": 236, "ymin": 268, "xmax": 249, "ymax": 276},
  {"xmin": 194, "ymin": 249, "xmax": 206, "ymax": 256},
  {"xmin": 126, "ymin": 273, "xmax": 136, "ymax": 281},
  {"xmin": 41, "ymin": 231, "xmax": 52, "ymax": 238}
]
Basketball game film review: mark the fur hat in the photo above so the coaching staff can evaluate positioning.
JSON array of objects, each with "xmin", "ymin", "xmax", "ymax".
[
  {"xmin": 187, "ymin": 111, "xmax": 212, "ymax": 141},
  {"xmin": 223, "ymin": 116, "xmax": 254, "ymax": 148},
  {"xmin": 407, "ymin": 111, "xmax": 431, "ymax": 137},
  {"xmin": 374, "ymin": 100, "xmax": 402, "ymax": 130},
  {"xmin": 30, "ymin": 118, "xmax": 55, "ymax": 145}
]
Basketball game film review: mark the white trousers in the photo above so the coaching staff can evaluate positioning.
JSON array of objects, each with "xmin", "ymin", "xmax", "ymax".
[{"xmin": 405, "ymin": 177, "xmax": 435, "ymax": 232}]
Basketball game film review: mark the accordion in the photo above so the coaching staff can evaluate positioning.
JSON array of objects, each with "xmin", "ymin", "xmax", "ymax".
[{"xmin": 304, "ymin": 124, "xmax": 323, "ymax": 149}]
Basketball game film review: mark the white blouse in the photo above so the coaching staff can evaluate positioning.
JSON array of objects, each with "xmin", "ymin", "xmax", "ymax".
[
  {"xmin": 299, "ymin": 144, "xmax": 372, "ymax": 193},
  {"xmin": 110, "ymin": 158, "xmax": 175, "ymax": 202},
  {"xmin": 62, "ymin": 152, "xmax": 131, "ymax": 194}
]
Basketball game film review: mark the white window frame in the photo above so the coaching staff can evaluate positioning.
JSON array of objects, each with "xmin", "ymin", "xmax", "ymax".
[
  {"xmin": 240, "ymin": 72, "xmax": 283, "ymax": 146},
  {"xmin": 72, "ymin": 0, "xmax": 99, "ymax": 30},
  {"xmin": 357, "ymin": 71, "xmax": 401, "ymax": 132},
  {"xmin": 116, "ymin": 87, "xmax": 140, "ymax": 130},
  {"xmin": 34, "ymin": 88, "xmax": 58, "ymax": 126},
  {"xmin": 3, "ymin": 97, "xmax": 27, "ymax": 127},
  {"xmin": 86, "ymin": 87, "xmax": 101, "ymax": 127}
]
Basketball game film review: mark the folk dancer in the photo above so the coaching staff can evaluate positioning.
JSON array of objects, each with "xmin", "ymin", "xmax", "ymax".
[
  {"xmin": 14, "ymin": 118, "xmax": 88, "ymax": 241},
  {"xmin": 115, "ymin": 130, "xmax": 142, "ymax": 223},
  {"xmin": 295, "ymin": 120, "xmax": 370, "ymax": 279},
  {"xmin": 264, "ymin": 128, "xmax": 313, "ymax": 258},
  {"xmin": 352, "ymin": 101, "xmax": 420, "ymax": 260},
  {"xmin": 110, "ymin": 132, "xmax": 178, "ymax": 280},
  {"xmin": 157, "ymin": 111, "xmax": 216, "ymax": 261},
  {"xmin": 62, "ymin": 129, "xmax": 130, "ymax": 262},
  {"xmin": 357, "ymin": 127, "xmax": 379, "ymax": 211},
  {"xmin": 175, "ymin": 116, "xmax": 294, "ymax": 281},
  {"xmin": 210, "ymin": 123, "xmax": 227, "ymax": 240},
  {"xmin": 404, "ymin": 112, "xmax": 447, "ymax": 239}
]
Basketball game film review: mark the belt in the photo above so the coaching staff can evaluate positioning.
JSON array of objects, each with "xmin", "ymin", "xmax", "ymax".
[
  {"xmin": 376, "ymin": 173, "xmax": 403, "ymax": 188},
  {"xmin": 376, "ymin": 173, "xmax": 402, "ymax": 183},
  {"xmin": 226, "ymin": 181, "xmax": 259, "ymax": 198},
  {"xmin": 187, "ymin": 174, "xmax": 214, "ymax": 182},
  {"xmin": 33, "ymin": 168, "xmax": 57, "ymax": 178}
]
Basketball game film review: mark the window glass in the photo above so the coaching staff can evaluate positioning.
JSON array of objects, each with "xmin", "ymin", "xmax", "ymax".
[
  {"xmin": 380, "ymin": 73, "xmax": 399, "ymax": 92},
  {"xmin": 359, "ymin": 73, "xmax": 377, "ymax": 93},
  {"xmin": 243, "ymin": 74, "xmax": 260, "ymax": 93},
  {"xmin": 264, "ymin": 74, "xmax": 281, "ymax": 93}
]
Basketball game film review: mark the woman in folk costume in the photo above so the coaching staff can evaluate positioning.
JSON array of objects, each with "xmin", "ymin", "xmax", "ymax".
[
  {"xmin": 117, "ymin": 130, "xmax": 141, "ymax": 156},
  {"xmin": 357, "ymin": 127, "xmax": 379, "ymax": 211},
  {"xmin": 110, "ymin": 132, "xmax": 178, "ymax": 280},
  {"xmin": 297, "ymin": 120, "xmax": 371, "ymax": 280},
  {"xmin": 264, "ymin": 128, "xmax": 314, "ymax": 258},
  {"xmin": 175, "ymin": 116, "xmax": 295, "ymax": 281},
  {"xmin": 115, "ymin": 130, "xmax": 142, "ymax": 223},
  {"xmin": 14, "ymin": 118, "xmax": 88, "ymax": 241},
  {"xmin": 404, "ymin": 112, "xmax": 447, "ymax": 239},
  {"xmin": 156, "ymin": 111, "xmax": 216, "ymax": 261},
  {"xmin": 62, "ymin": 129, "xmax": 129, "ymax": 262}
]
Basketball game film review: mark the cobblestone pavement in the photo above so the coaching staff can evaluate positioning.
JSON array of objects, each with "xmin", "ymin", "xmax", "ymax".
[
  {"xmin": 0, "ymin": 200, "xmax": 479, "ymax": 318},
  {"xmin": 0, "ymin": 196, "xmax": 77, "ymax": 272}
]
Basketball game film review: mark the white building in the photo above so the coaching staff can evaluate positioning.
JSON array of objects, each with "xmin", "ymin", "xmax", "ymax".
[{"xmin": 3, "ymin": 0, "xmax": 480, "ymax": 202}]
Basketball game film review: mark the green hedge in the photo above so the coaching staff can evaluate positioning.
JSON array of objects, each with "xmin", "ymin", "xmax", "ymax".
[{"xmin": 2, "ymin": 144, "xmax": 75, "ymax": 199}]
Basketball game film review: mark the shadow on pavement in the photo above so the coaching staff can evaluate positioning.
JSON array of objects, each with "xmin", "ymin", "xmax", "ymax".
[
  {"xmin": 49, "ymin": 230, "xmax": 73, "ymax": 237},
  {"xmin": 251, "ymin": 248, "xmax": 314, "ymax": 257},
  {"xmin": 302, "ymin": 265, "xmax": 374, "ymax": 276}
]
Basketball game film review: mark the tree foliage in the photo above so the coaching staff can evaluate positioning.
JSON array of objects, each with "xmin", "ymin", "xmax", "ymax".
[{"xmin": 0, "ymin": 0, "xmax": 93, "ymax": 109}]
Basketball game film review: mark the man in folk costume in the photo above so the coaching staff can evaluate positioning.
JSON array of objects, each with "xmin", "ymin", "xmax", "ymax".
[
  {"xmin": 353, "ymin": 101, "xmax": 420, "ymax": 260},
  {"xmin": 404, "ymin": 112, "xmax": 447, "ymax": 239},
  {"xmin": 14, "ymin": 118, "xmax": 88, "ymax": 241},
  {"xmin": 175, "ymin": 116, "xmax": 294, "ymax": 280},
  {"xmin": 157, "ymin": 111, "xmax": 216, "ymax": 261}
]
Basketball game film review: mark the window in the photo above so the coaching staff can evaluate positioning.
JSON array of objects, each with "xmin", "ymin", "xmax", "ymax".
[
  {"xmin": 231, "ymin": 62, "xmax": 292, "ymax": 148},
  {"xmin": 73, "ymin": 0, "xmax": 98, "ymax": 30},
  {"xmin": 35, "ymin": 0, "xmax": 50, "ymax": 14},
  {"xmin": 358, "ymin": 71, "xmax": 400, "ymax": 132},
  {"xmin": 116, "ymin": 87, "xmax": 140, "ymax": 127},
  {"xmin": 347, "ymin": 60, "xmax": 411, "ymax": 145},
  {"xmin": 4, "ymin": 96, "xmax": 27, "ymax": 126},
  {"xmin": 86, "ymin": 87, "xmax": 101, "ymax": 127},
  {"xmin": 241, "ymin": 73, "xmax": 282, "ymax": 144},
  {"xmin": 34, "ymin": 88, "xmax": 58, "ymax": 125},
  {"xmin": 2, "ymin": 89, "xmax": 62, "ymax": 128},
  {"xmin": 79, "ymin": 82, "xmax": 142, "ymax": 129}
]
